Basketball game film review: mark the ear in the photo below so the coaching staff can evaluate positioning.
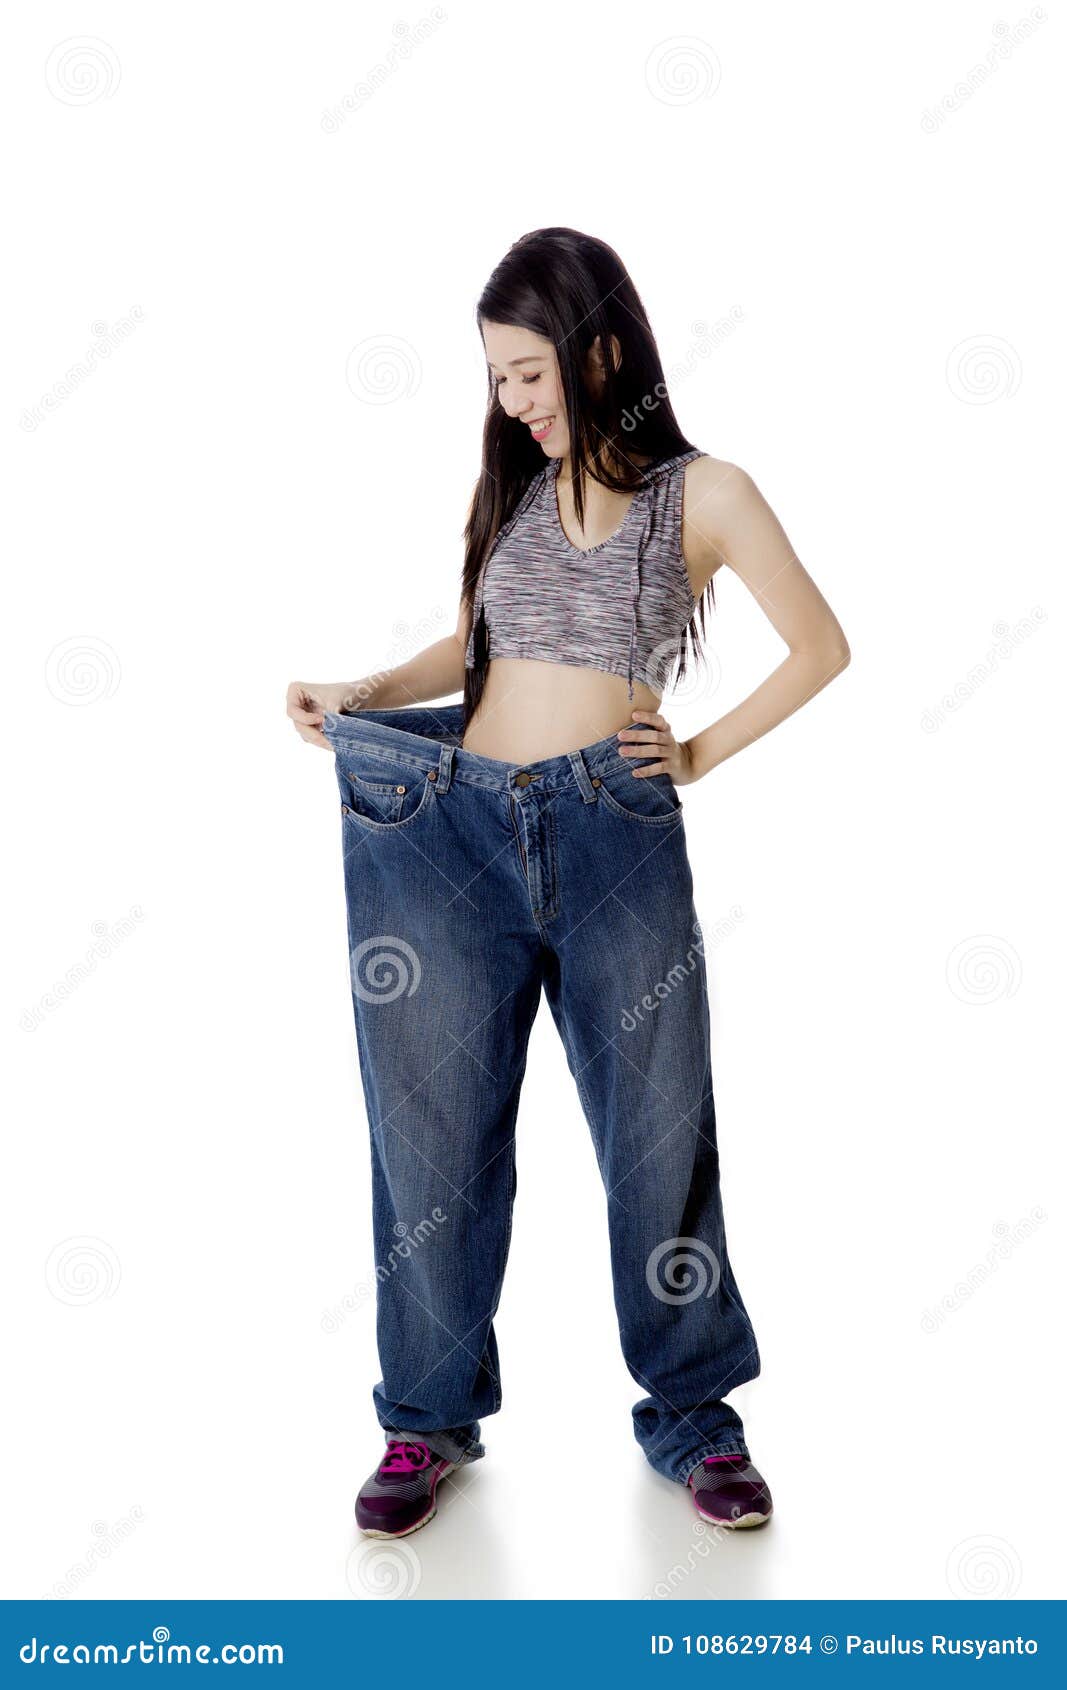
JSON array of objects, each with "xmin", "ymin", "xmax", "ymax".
[{"xmin": 584, "ymin": 333, "xmax": 623, "ymax": 387}]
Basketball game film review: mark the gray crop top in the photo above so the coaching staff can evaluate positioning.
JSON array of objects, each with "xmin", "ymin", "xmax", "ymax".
[{"xmin": 463, "ymin": 449, "xmax": 705, "ymax": 700}]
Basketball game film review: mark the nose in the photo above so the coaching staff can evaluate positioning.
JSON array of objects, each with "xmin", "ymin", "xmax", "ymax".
[{"xmin": 499, "ymin": 387, "xmax": 533, "ymax": 420}]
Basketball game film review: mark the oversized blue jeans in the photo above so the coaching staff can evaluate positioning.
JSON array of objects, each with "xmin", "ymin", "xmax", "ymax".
[{"xmin": 322, "ymin": 704, "xmax": 761, "ymax": 1486}]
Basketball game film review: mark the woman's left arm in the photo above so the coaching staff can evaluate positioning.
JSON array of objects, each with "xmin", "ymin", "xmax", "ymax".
[{"xmin": 619, "ymin": 457, "xmax": 851, "ymax": 781}]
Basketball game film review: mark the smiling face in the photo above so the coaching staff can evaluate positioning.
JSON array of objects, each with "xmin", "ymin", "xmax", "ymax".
[{"xmin": 482, "ymin": 319, "xmax": 567, "ymax": 457}]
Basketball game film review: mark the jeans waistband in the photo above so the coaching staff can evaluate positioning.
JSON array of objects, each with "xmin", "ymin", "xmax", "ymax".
[{"xmin": 321, "ymin": 704, "xmax": 636, "ymax": 794}]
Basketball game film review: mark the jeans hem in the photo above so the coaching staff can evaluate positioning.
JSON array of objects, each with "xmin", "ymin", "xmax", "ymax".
[{"xmin": 381, "ymin": 1425, "xmax": 486, "ymax": 1467}]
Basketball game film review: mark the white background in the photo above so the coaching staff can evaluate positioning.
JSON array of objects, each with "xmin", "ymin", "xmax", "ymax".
[{"xmin": 3, "ymin": 1, "xmax": 1063, "ymax": 1602}]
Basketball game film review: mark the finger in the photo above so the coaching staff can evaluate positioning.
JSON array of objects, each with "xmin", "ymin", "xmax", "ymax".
[
  {"xmin": 630, "ymin": 760, "xmax": 671, "ymax": 778},
  {"xmin": 618, "ymin": 721, "xmax": 669, "ymax": 741},
  {"xmin": 628, "ymin": 710, "xmax": 667, "ymax": 729},
  {"xmin": 290, "ymin": 706, "xmax": 323, "ymax": 726},
  {"xmin": 617, "ymin": 726, "xmax": 668, "ymax": 743},
  {"xmin": 293, "ymin": 722, "xmax": 330, "ymax": 748},
  {"xmin": 618, "ymin": 733, "xmax": 673, "ymax": 754}
]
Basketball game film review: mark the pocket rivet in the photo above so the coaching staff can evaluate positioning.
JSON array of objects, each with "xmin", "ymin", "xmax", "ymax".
[
  {"xmin": 396, "ymin": 785, "xmax": 406, "ymax": 794},
  {"xmin": 427, "ymin": 769, "xmax": 438, "ymax": 782},
  {"xmin": 591, "ymin": 776, "xmax": 602, "ymax": 788}
]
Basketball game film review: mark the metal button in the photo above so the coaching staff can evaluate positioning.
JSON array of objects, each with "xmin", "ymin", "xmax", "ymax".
[
  {"xmin": 427, "ymin": 769, "xmax": 437, "ymax": 782},
  {"xmin": 514, "ymin": 771, "xmax": 532, "ymax": 788},
  {"xmin": 395, "ymin": 785, "xmax": 406, "ymax": 794},
  {"xmin": 591, "ymin": 776, "xmax": 602, "ymax": 788}
]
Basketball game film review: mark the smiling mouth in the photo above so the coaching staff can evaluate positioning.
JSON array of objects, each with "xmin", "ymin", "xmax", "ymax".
[{"xmin": 529, "ymin": 416, "xmax": 555, "ymax": 435}]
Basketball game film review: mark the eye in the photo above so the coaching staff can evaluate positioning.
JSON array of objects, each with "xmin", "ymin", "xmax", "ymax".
[{"xmin": 521, "ymin": 373, "xmax": 540, "ymax": 385}]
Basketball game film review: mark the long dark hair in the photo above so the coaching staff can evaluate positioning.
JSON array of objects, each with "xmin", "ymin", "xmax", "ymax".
[{"xmin": 462, "ymin": 227, "xmax": 716, "ymax": 725}]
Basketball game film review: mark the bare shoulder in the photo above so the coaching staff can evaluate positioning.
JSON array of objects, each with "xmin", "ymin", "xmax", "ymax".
[
  {"xmin": 681, "ymin": 455, "xmax": 762, "ymax": 592},
  {"xmin": 684, "ymin": 453, "xmax": 760, "ymax": 518}
]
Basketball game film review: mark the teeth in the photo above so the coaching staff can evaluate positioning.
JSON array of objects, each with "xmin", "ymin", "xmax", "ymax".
[{"xmin": 530, "ymin": 416, "xmax": 553, "ymax": 432}]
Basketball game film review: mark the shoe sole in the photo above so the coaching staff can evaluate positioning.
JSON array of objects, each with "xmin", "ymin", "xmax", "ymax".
[
  {"xmin": 356, "ymin": 1461, "xmax": 456, "ymax": 1539},
  {"xmin": 694, "ymin": 1505, "xmax": 773, "ymax": 1530}
]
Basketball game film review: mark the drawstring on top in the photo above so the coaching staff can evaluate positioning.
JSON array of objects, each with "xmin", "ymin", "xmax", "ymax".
[{"xmin": 626, "ymin": 487, "xmax": 656, "ymax": 701}]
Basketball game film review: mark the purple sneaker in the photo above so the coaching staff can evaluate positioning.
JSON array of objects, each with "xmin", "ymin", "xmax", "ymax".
[
  {"xmin": 688, "ymin": 1453, "xmax": 773, "ymax": 1529},
  {"xmin": 355, "ymin": 1439, "xmax": 456, "ymax": 1538}
]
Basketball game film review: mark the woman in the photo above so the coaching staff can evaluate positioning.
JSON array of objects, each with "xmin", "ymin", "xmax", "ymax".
[{"xmin": 287, "ymin": 228, "xmax": 850, "ymax": 1541}]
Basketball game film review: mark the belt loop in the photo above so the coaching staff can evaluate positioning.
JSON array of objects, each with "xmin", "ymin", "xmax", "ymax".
[
  {"xmin": 435, "ymin": 743, "xmax": 455, "ymax": 794},
  {"xmin": 567, "ymin": 749, "xmax": 597, "ymax": 803}
]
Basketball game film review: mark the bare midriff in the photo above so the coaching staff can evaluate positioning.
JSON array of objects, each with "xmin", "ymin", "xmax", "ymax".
[{"xmin": 461, "ymin": 657, "xmax": 663, "ymax": 764}]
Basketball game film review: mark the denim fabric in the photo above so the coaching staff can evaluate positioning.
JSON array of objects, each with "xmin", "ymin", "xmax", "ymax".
[{"xmin": 322, "ymin": 704, "xmax": 760, "ymax": 1485}]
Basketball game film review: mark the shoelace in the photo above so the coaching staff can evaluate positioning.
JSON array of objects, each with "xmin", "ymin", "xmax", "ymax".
[{"xmin": 379, "ymin": 1439, "xmax": 432, "ymax": 1474}]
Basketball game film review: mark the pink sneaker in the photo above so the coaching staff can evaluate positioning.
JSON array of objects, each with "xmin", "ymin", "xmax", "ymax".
[
  {"xmin": 688, "ymin": 1453, "xmax": 773, "ymax": 1529},
  {"xmin": 355, "ymin": 1439, "xmax": 456, "ymax": 1538}
]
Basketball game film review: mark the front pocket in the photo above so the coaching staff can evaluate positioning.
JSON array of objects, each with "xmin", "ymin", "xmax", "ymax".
[
  {"xmin": 339, "ymin": 760, "xmax": 435, "ymax": 831},
  {"xmin": 594, "ymin": 766, "xmax": 683, "ymax": 826},
  {"xmin": 349, "ymin": 770, "xmax": 411, "ymax": 824}
]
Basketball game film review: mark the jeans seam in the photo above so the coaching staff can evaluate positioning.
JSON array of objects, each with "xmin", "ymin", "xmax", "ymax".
[{"xmin": 488, "ymin": 1132, "xmax": 516, "ymax": 1415}]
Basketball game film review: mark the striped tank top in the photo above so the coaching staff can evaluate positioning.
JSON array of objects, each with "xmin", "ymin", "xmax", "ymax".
[{"xmin": 463, "ymin": 449, "xmax": 705, "ymax": 700}]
